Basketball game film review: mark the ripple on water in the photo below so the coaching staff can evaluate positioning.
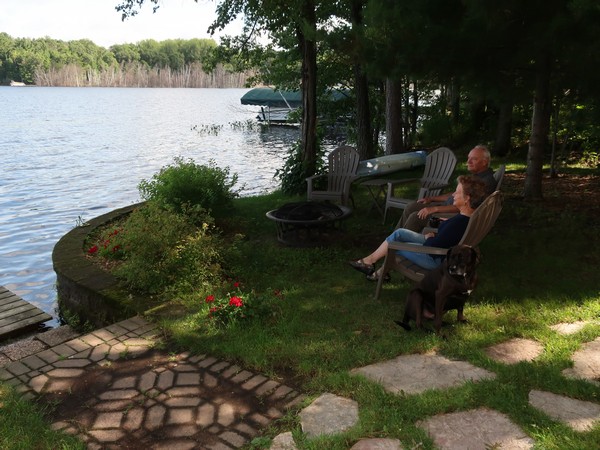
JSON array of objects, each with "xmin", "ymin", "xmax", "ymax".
[{"xmin": 0, "ymin": 87, "xmax": 307, "ymax": 328}]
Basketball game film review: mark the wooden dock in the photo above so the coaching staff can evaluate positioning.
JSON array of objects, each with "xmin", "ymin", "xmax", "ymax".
[{"xmin": 0, "ymin": 286, "xmax": 52, "ymax": 341}]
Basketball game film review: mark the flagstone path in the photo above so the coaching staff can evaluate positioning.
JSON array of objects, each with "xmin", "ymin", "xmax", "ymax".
[{"xmin": 1, "ymin": 317, "xmax": 599, "ymax": 449}]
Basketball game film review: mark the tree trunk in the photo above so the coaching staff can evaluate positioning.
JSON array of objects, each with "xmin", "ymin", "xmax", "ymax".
[
  {"xmin": 298, "ymin": 0, "xmax": 318, "ymax": 177},
  {"xmin": 351, "ymin": 0, "xmax": 373, "ymax": 160},
  {"xmin": 385, "ymin": 78, "xmax": 404, "ymax": 155},
  {"xmin": 494, "ymin": 98, "xmax": 514, "ymax": 157},
  {"xmin": 449, "ymin": 77, "xmax": 460, "ymax": 125},
  {"xmin": 354, "ymin": 64, "xmax": 373, "ymax": 159},
  {"xmin": 524, "ymin": 56, "xmax": 552, "ymax": 200}
]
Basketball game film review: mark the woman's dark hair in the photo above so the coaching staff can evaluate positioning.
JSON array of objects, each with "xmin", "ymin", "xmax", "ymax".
[{"xmin": 457, "ymin": 175, "xmax": 488, "ymax": 208}]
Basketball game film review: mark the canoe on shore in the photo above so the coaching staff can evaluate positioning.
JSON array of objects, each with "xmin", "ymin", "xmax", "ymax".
[{"xmin": 356, "ymin": 151, "xmax": 427, "ymax": 177}]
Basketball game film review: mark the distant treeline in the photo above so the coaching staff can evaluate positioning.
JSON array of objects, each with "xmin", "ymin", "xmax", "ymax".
[{"xmin": 0, "ymin": 33, "xmax": 251, "ymax": 88}]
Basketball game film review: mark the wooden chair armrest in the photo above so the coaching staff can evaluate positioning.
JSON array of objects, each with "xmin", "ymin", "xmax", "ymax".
[
  {"xmin": 306, "ymin": 173, "xmax": 327, "ymax": 182},
  {"xmin": 386, "ymin": 178, "xmax": 420, "ymax": 198},
  {"xmin": 387, "ymin": 241, "xmax": 448, "ymax": 256}
]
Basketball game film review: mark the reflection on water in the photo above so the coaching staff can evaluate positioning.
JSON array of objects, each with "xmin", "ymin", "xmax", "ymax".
[{"xmin": 0, "ymin": 87, "xmax": 319, "ymax": 327}]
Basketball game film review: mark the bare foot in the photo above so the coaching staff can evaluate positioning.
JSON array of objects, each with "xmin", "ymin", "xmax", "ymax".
[{"xmin": 423, "ymin": 309, "xmax": 434, "ymax": 319}]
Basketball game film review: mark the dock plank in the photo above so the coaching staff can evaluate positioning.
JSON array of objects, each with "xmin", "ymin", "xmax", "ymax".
[{"xmin": 0, "ymin": 286, "xmax": 52, "ymax": 340}]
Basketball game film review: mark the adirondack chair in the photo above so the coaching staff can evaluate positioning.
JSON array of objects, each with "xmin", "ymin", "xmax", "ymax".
[
  {"xmin": 383, "ymin": 147, "xmax": 457, "ymax": 223},
  {"xmin": 375, "ymin": 190, "xmax": 503, "ymax": 299},
  {"xmin": 306, "ymin": 145, "xmax": 360, "ymax": 207},
  {"xmin": 493, "ymin": 164, "xmax": 506, "ymax": 190}
]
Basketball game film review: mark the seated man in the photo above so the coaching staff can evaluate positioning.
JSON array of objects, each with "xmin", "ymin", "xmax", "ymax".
[{"xmin": 397, "ymin": 144, "xmax": 496, "ymax": 232}]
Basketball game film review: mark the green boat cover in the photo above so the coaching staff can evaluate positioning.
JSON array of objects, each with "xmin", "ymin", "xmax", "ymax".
[
  {"xmin": 240, "ymin": 88, "xmax": 302, "ymax": 108},
  {"xmin": 240, "ymin": 87, "xmax": 348, "ymax": 108}
]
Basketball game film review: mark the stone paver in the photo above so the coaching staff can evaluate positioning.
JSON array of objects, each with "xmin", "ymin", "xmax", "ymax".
[
  {"xmin": 562, "ymin": 336, "xmax": 600, "ymax": 386},
  {"xmin": 350, "ymin": 438, "xmax": 403, "ymax": 449},
  {"xmin": 485, "ymin": 338, "xmax": 544, "ymax": 364},
  {"xmin": 529, "ymin": 389, "xmax": 600, "ymax": 431},
  {"xmin": 351, "ymin": 353, "xmax": 495, "ymax": 395},
  {"xmin": 270, "ymin": 431, "xmax": 297, "ymax": 450},
  {"xmin": 550, "ymin": 321, "xmax": 590, "ymax": 335},
  {"xmin": 299, "ymin": 392, "xmax": 359, "ymax": 438},
  {"xmin": 0, "ymin": 317, "xmax": 304, "ymax": 449},
  {"xmin": 417, "ymin": 407, "xmax": 534, "ymax": 450}
]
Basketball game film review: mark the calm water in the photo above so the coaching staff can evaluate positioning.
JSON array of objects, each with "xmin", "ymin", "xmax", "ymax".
[{"xmin": 0, "ymin": 87, "xmax": 304, "ymax": 327}]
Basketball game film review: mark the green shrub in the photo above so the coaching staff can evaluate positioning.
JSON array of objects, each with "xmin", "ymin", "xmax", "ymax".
[
  {"xmin": 138, "ymin": 157, "xmax": 239, "ymax": 218},
  {"xmin": 113, "ymin": 201, "xmax": 225, "ymax": 294},
  {"xmin": 275, "ymin": 140, "xmax": 325, "ymax": 195}
]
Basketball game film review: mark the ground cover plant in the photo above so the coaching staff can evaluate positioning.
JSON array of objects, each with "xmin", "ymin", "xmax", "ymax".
[{"xmin": 2, "ymin": 152, "xmax": 599, "ymax": 449}]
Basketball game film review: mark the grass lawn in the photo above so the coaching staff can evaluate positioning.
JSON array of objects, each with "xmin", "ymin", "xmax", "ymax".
[
  {"xmin": 152, "ymin": 159, "xmax": 600, "ymax": 448},
  {"xmin": 1, "ymin": 156, "xmax": 599, "ymax": 449}
]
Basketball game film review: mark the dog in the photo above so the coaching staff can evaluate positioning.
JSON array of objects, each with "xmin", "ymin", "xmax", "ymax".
[{"xmin": 395, "ymin": 245, "xmax": 481, "ymax": 334}]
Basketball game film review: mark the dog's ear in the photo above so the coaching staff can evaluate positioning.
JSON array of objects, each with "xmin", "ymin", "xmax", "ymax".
[
  {"xmin": 446, "ymin": 247, "xmax": 454, "ymax": 258},
  {"xmin": 471, "ymin": 246, "xmax": 481, "ymax": 263}
]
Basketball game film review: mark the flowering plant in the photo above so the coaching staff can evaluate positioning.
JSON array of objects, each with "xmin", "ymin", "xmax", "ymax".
[
  {"xmin": 86, "ymin": 227, "xmax": 126, "ymax": 260},
  {"xmin": 203, "ymin": 281, "xmax": 284, "ymax": 327}
]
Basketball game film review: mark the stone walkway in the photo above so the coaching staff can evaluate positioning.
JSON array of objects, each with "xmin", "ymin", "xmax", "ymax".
[
  {"xmin": 1, "ymin": 317, "xmax": 600, "ymax": 449},
  {"xmin": 0, "ymin": 317, "xmax": 304, "ymax": 449}
]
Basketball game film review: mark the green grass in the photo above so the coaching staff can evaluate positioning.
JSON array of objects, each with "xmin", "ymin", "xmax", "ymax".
[
  {"xmin": 0, "ymin": 385, "xmax": 85, "ymax": 450},
  {"xmin": 158, "ymin": 161, "xmax": 600, "ymax": 448},
  {"xmin": 1, "ymin": 158, "xmax": 599, "ymax": 449}
]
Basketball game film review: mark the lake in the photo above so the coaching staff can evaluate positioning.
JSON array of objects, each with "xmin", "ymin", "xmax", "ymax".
[{"xmin": 0, "ymin": 87, "xmax": 309, "ymax": 327}]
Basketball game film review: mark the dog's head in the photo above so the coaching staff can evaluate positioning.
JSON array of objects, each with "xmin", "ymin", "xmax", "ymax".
[{"xmin": 446, "ymin": 245, "xmax": 480, "ymax": 278}]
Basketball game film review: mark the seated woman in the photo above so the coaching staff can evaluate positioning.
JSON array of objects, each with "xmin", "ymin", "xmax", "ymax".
[{"xmin": 350, "ymin": 175, "xmax": 487, "ymax": 281}]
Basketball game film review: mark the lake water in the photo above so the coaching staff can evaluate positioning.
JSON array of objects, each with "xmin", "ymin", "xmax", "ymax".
[{"xmin": 0, "ymin": 87, "xmax": 309, "ymax": 327}]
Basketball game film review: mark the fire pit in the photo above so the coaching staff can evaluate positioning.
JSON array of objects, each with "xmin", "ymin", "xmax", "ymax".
[{"xmin": 265, "ymin": 201, "xmax": 353, "ymax": 246}]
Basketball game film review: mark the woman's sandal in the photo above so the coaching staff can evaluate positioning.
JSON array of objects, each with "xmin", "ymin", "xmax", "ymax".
[{"xmin": 348, "ymin": 259, "xmax": 375, "ymax": 275}]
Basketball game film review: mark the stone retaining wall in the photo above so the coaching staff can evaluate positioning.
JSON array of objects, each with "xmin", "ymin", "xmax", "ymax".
[{"xmin": 52, "ymin": 203, "xmax": 145, "ymax": 327}]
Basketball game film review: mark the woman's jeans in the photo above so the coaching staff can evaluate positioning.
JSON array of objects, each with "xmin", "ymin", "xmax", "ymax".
[{"xmin": 385, "ymin": 228, "xmax": 441, "ymax": 270}]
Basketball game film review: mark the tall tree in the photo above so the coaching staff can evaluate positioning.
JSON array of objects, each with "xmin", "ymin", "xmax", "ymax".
[
  {"xmin": 385, "ymin": 78, "xmax": 403, "ymax": 155},
  {"xmin": 209, "ymin": 0, "xmax": 329, "ymax": 177},
  {"xmin": 349, "ymin": 0, "xmax": 374, "ymax": 160}
]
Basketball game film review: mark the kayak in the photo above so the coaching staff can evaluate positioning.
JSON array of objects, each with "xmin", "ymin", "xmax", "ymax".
[{"xmin": 356, "ymin": 151, "xmax": 427, "ymax": 177}]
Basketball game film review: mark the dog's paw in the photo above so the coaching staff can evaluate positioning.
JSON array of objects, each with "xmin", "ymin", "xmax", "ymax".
[{"xmin": 394, "ymin": 320, "xmax": 411, "ymax": 331}]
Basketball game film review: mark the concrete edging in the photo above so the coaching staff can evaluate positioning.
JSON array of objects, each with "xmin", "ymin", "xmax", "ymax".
[{"xmin": 52, "ymin": 203, "xmax": 144, "ymax": 327}]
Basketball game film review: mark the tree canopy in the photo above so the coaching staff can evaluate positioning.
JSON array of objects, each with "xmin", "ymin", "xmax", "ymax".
[
  {"xmin": 6, "ymin": 0, "xmax": 600, "ymax": 198},
  {"xmin": 0, "ymin": 33, "xmax": 221, "ymax": 86}
]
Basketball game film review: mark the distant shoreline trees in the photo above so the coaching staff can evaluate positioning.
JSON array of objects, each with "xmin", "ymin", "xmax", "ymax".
[{"xmin": 0, "ymin": 33, "xmax": 252, "ymax": 88}]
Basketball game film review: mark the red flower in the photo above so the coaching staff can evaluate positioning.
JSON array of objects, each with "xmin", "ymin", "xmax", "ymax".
[
  {"xmin": 205, "ymin": 295, "xmax": 215, "ymax": 303},
  {"xmin": 229, "ymin": 296, "xmax": 243, "ymax": 307},
  {"xmin": 233, "ymin": 281, "xmax": 240, "ymax": 288},
  {"xmin": 87, "ymin": 245, "xmax": 98, "ymax": 255}
]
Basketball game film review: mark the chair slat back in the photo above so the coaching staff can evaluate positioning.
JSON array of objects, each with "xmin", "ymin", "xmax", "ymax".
[
  {"xmin": 458, "ymin": 190, "xmax": 503, "ymax": 248},
  {"xmin": 419, "ymin": 147, "xmax": 457, "ymax": 198},
  {"xmin": 326, "ymin": 145, "xmax": 360, "ymax": 192}
]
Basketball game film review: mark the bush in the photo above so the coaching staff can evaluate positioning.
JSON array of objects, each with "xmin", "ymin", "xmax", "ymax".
[
  {"xmin": 112, "ymin": 201, "xmax": 225, "ymax": 294},
  {"xmin": 138, "ymin": 157, "xmax": 239, "ymax": 218},
  {"xmin": 275, "ymin": 140, "xmax": 325, "ymax": 195}
]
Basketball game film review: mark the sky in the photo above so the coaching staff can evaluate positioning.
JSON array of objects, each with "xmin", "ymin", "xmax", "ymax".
[{"xmin": 0, "ymin": 0, "xmax": 244, "ymax": 48}]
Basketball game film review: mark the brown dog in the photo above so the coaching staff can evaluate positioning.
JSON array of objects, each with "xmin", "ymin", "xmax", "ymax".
[{"xmin": 395, "ymin": 245, "xmax": 480, "ymax": 333}]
